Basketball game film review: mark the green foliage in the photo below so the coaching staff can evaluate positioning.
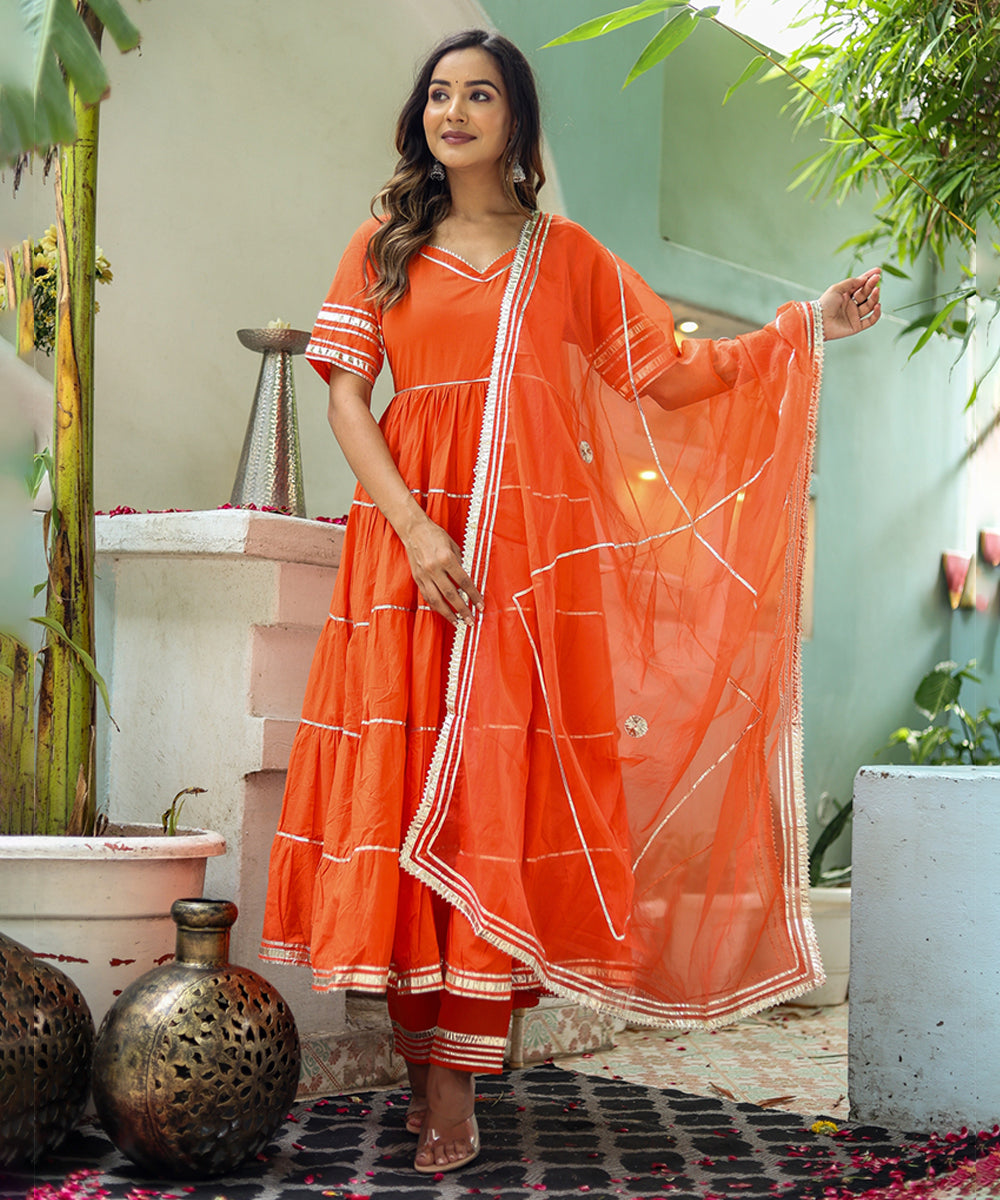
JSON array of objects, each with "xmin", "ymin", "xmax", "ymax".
[
  {"xmin": 546, "ymin": 2, "xmax": 739, "ymax": 90},
  {"xmin": 808, "ymin": 792, "xmax": 853, "ymax": 888},
  {"xmin": 0, "ymin": 0, "xmax": 141, "ymax": 168},
  {"xmin": 884, "ymin": 660, "xmax": 1000, "ymax": 765},
  {"xmin": 782, "ymin": 2, "xmax": 997, "ymax": 266},
  {"xmin": 545, "ymin": 0, "xmax": 1000, "ymax": 394},
  {"xmin": 27, "ymin": 448, "xmax": 52, "ymax": 500},
  {"xmin": 161, "ymin": 787, "xmax": 206, "ymax": 836},
  {"xmin": 781, "ymin": 1, "xmax": 1000, "ymax": 395},
  {"xmin": 808, "ymin": 657, "xmax": 1000, "ymax": 887},
  {"xmin": 544, "ymin": 1, "xmax": 692, "ymax": 51}
]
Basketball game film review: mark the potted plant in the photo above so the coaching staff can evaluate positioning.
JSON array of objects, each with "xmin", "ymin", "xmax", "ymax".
[
  {"xmin": 798, "ymin": 794, "xmax": 854, "ymax": 1007},
  {"xmin": 0, "ymin": 1, "xmax": 224, "ymax": 1028},
  {"xmin": 884, "ymin": 660, "xmax": 1000, "ymax": 767}
]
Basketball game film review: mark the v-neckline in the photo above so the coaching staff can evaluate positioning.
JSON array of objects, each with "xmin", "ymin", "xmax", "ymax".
[
  {"xmin": 424, "ymin": 217, "xmax": 532, "ymax": 276},
  {"xmin": 423, "ymin": 243, "xmax": 517, "ymax": 276}
]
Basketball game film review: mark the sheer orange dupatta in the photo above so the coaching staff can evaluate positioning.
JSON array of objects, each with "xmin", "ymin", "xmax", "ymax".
[{"xmin": 401, "ymin": 214, "xmax": 824, "ymax": 1025}]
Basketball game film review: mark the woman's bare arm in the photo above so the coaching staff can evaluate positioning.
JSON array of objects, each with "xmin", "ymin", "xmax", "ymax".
[{"xmin": 326, "ymin": 367, "xmax": 483, "ymax": 626}]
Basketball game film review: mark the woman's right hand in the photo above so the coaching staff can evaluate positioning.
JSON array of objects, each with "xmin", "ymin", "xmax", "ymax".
[
  {"xmin": 324, "ymin": 369, "xmax": 483, "ymax": 626},
  {"xmin": 400, "ymin": 514, "xmax": 484, "ymax": 627}
]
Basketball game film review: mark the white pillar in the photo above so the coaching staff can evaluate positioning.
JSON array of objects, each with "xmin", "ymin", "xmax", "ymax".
[
  {"xmin": 849, "ymin": 765, "xmax": 1000, "ymax": 1130},
  {"xmin": 96, "ymin": 510, "xmax": 345, "ymax": 1037}
]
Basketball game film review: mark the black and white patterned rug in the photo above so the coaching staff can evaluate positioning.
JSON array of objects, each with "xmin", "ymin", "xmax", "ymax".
[{"xmin": 7, "ymin": 1063, "xmax": 998, "ymax": 1199}]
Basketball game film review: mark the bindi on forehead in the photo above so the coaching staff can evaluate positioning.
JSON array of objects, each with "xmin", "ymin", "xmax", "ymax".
[
  {"xmin": 430, "ymin": 76, "xmax": 501, "ymax": 91},
  {"xmin": 431, "ymin": 50, "xmax": 503, "ymax": 92}
]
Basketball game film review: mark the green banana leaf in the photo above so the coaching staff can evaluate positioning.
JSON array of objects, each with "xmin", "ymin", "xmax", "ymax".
[{"xmin": 0, "ymin": 0, "xmax": 140, "ymax": 166}]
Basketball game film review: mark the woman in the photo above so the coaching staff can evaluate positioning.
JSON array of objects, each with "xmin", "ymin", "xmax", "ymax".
[{"xmin": 261, "ymin": 28, "xmax": 881, "ymax": 1174}]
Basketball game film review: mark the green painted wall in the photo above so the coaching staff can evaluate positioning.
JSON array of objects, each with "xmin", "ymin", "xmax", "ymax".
[{"xmin": 485, "ymin": 1, "xmax": 999, "ymax": 855}]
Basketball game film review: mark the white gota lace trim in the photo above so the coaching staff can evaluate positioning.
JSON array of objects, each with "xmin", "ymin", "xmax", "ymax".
[
  {"xmin": 420, "ymin": 252, "xmax": 512, "ymax": 283},
  {"xmin": 393, "ymin": 376, "xmax": 490, "ymax": 395},
  {"xmin": 422, "ymin": 242, "xmax": 518, "ymax": 275}
]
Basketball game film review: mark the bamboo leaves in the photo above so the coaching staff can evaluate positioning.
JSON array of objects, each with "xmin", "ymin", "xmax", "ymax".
[
  {"xmin": 544, "ymin": 1, "xmax": 716, "ymax": 89},
  {"xmin": 724, "ymin": 55, "xmax": 767, "ymax": 105},
  {"xmin": 779, "ymin": 0, "xmax": 1000, "ymax": 264},
  {"xmin": 543, "ymin": 1, "xmax": 692, "ymax": 48},
  {"xmin": 545, "ymin": 0, "xmax": 1000, "ymax": 392},
  {"xmin": 625, "ymin": 9, "xmax": 709, "ymax": 87},
  {"xmin": 899, "ymin": 292, "xmax": 975, "ymax": 358}
]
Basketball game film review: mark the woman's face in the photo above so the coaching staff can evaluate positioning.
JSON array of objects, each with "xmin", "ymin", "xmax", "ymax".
[{"xmin": 422, "ymin": 47, "xmax": 513, "ymax": 177}]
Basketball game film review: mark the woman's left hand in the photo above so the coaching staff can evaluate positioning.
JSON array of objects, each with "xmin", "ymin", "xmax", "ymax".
[{"xmin": 819, "ymin": 267, "xmax": 882, "ymax": 341}]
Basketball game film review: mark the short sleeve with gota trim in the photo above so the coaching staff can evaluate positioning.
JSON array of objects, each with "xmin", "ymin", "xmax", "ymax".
[{"xmin": 305, "ymin": 219, "xmax": 384, "ymax": 387}]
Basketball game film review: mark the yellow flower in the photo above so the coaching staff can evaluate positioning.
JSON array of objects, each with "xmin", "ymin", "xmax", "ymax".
[
  {"xmin": 96, "ymin": 248, "xmax": 113, "ymax": 284},
  {"xmin": 811, "ymin": 1120, "xmax": 839, "ymax": 1135},
  {"xmin": 39, "ymin": 225, "xmax": 58, "ymax": 254},
  {"xmin": 33, "ymin": 252, "xmax": 51, "ymax": 274}
]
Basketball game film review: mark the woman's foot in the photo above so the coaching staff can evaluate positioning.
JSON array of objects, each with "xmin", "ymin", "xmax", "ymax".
[
  {"xmin": 414, "ymin": 1113, "xmax": 479, "ymax": 1173},
  {"xmin": 413, "ymin": 1065, "xmax": 479, "ymax": 1173},
  {"xmin": 404, "ymin": 1061, "xmax": 429, "ymax": 1135},
  {"xmin": 406, "ymin": 1102, "xmax": 429, "ymax": 1134}
]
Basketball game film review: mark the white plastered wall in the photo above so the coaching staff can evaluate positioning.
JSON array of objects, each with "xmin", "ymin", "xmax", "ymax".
[{"xmin": 0, "ymin": 0, "xmax": 562, "ymax": 520}]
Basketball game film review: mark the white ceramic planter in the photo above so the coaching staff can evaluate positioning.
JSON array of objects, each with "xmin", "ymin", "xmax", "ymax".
[
  {"xmin": 797, "ymin": 886, "xmax": 851, "ymax": 1006},
  {"xmin": 0, "ymin": 824, "xmax": 225, "ymax": 1028}
]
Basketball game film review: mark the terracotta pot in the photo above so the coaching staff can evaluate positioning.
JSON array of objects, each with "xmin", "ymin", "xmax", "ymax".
[{"xmin": 0, "ymin": 824, "xmax": 225, "ymax": 1030}]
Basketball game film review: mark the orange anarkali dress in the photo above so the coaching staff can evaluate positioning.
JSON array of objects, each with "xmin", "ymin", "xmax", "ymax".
[{"xmin": 261, "ymin": 212, "xmax": 825, "ymax": 1036}]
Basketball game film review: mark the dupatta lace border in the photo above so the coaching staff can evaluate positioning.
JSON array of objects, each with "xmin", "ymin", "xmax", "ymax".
[{"xmin": 394, "ymin": 225, "xmax": 829, "ymax": 1027}]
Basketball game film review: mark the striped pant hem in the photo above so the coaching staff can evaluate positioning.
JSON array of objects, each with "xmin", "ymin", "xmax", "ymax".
[{"xmin": 391, "ymin": 1021, "xmax": 508, "ymax": 1073}]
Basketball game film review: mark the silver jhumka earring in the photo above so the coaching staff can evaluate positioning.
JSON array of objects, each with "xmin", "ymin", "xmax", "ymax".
[
  {"xmin": 429, "ymin": 160, "xmax": 445, "ymax": 181},
  {"xmin": 512, "ymin": 161, "xmax": 526, "ymax": 184}
]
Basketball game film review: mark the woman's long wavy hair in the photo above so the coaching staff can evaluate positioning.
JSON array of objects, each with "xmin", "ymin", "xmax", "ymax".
[{"xmin": 365, "ymin": 29, "xmax": 545, "ymax": 310}]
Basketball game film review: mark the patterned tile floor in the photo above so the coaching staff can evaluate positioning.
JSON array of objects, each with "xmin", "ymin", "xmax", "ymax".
[{"xmin": 560, "ymin": 1002, "xmax": 849, "ymax": 1120}]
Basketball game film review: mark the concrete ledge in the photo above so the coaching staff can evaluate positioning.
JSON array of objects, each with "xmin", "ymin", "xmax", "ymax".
[
  {"xmin": 97, "ymin": 509, "xmax": 344, "ymax": 567},
  {"xmin": 298, "ymin": 1026, "xmax": 405, "ymax": 1101},
  {"xmin": 507, "ymin": 998, "xmax": 616, "ymax": 1069},
  {"xmin": 849, "ymin": 765, "xmax": 1000, "ymax": 1131},
  {"xmin": 295, "ymin": 997, "xmax": 617, "ymax": 1098},
  {"xmin": 95, "ymin": 508, "xmax": 343, "ymax": 1041}
]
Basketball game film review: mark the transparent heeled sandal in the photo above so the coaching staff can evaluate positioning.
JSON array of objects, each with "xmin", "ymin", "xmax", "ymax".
[{"xmin": 413, "ymin": 1112, "xmax": 480, "ymax": 1173}]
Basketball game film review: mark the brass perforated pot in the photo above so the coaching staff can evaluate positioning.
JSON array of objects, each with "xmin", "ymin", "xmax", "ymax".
[
  {"xmin": 91, "ymin": 898, "xmax": 300, "ymax": 1178},
  {"xmin": 0, "ymin": 932, "xmax": 95, "ymax": 1166}
]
